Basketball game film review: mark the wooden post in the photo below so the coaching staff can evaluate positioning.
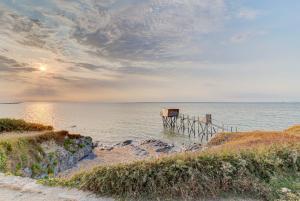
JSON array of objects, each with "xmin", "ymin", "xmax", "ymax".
[
  {"xmin": 187, "ymin": 115, "xmax": 190, "ymax": 134},
  {"xmin": 161, "ymin": 110, "xmax": 238, "ymax": 141},
  {"xmin": 206, "ymin": 124, "xmax": 209, "ymax": 141},
  {"xmin": 197, "ymin": 116, "xmax": 200, "ymax": 135},
  {"xmin": 193, "ymin": 116, "xmax": 196, "ymax": 137},
  {"xmin": 205, "ymin": 114, "xmax": 212, "ymax": 124}
]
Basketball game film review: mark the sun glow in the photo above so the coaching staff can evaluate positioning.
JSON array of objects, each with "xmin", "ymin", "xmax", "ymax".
[{"xmin": 38, "ymin": 64, "xmax": 47, "ymax": 72}]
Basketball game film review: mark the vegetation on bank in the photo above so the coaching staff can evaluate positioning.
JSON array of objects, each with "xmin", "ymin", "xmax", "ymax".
[
  {"xmin": 0, "ymin": 120, "xmax": 92, "ymax": 178},
  {"xmin": 0, "ymin": 118, "xmax": 53, "ymax": 133},
  {"xmin": 0, "ymin": 130, "xmax": 70, "ymax": 176},
  {"xmin": 1, "ymin": 118, "xmax": 298, "ymax": 200},
  {"xmin": 43, "ymin": 127, "xmax": 300, "ymax": 201}
]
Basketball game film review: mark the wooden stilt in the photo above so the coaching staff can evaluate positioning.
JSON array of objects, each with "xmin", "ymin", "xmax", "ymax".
[{"xmin": 161, "ymin": 109, "xmax": 236, "ymax": 142}]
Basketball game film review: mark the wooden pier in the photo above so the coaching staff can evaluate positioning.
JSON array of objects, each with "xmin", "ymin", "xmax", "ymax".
[{"xmin": 160, "ymin": 108, "xmax": 237, "ymax": 142}]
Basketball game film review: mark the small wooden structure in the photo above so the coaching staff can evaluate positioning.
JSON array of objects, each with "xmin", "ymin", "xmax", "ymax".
[
  {"xmin": 161, "ymin": 109, "xmax": 238, "ymax": 143},
  {"xmin": 160, "ymin": 108, "xmax": 179, "ymax": 117},
  {"xmin": 160, "ymin": 108, "xmax": 179, "ymax": 128}
]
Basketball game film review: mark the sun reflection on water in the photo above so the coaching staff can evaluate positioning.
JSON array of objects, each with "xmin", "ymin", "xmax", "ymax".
[{"xmin": 23, "ymin": 102, "xmax": 55, "ymax": 126}]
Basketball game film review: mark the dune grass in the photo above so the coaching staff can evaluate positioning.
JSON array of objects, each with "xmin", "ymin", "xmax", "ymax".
[
  {"xmin": 0, "ymin": 118, "xmax": 53, "ymax": 133},
  {"xmin": 0, "ymin": 119, "xmax": 54, "ymax": 174},
  {"xmin": 208, "ymin": 130, "xmax": 300, "ymax": 152},
  {"xmin": 0, "ymin": 128, "xmax": 84, "ymax": 176},
  {"xmin": 42, "ymin": 126, "xmax": 300, "ymax": 201}
]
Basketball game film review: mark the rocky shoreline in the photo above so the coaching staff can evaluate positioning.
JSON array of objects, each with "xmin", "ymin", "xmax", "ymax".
[
  {"xmin": 32, "ymin": 135, "xmax": 94, "ymax": 178},
  {"xmin": 98, "ymin": 139, "xmax": 203, "ymax": 155},
  {"xmin": 0, "ymin": 128, "xmax": 203, "ymax": 179},
  {"xmin": 57, "ymin": 138, "xmax": 203, "ymax": 178},
  {"xmin": 0, "ymin": 131, "xmax": 95, "ymax": 179}
]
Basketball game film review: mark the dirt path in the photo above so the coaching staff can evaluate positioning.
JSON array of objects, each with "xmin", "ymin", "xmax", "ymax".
[
  {"xmin": 0, "ymin": 131, "xmax": 48, "ymax": 139},
  {"xmin": 0, "ymin": 173, "xmax": 114, "ymax": 201},
  {"xmin": 0, "ymin": 172, "xmax": 259, "ymax": 201}
]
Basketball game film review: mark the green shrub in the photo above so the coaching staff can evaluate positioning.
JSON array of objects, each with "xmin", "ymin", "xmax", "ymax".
[
  {"xmin": 45, "ymin": 145, "xmax": 299, "ymax": 200},
  {"xmin": 32, "ymin": 163, "xmax": 43, "ymax": 176},
  {"xmin": 0, "ymin": 129, "xmax": 87, "ymax": 178},
  {"xmin": 0, "ymin": 118, "xmax": 53, "ymax": 133},
  {"xmin": 0, "ymin": 151, "xmax": 7, "ymax": 171}
]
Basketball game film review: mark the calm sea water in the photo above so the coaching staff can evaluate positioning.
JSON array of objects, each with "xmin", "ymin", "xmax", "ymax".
[{"xmin": 1, "ymin": 102, "xmax": 300, "ymax": 145}]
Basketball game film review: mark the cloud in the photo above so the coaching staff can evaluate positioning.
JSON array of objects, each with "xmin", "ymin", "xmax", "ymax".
[
  {"xmin": 20, "ymin": 86, "xmax": 59, "ymax": 97},
  {"xmin": 0, "ymin": 0, "xmax": 227, "ymax": 62},
  {"xmin": 230, "ymin": 31, "xmax": 266, "ymax": 43},
  {"xmin": 237, "ymin": 8, "xmax": 260, "ymax": 20},
  {"xmin": 2, "ymin": 0, "xmax": 291, "ymax": 102},
  {"xmin": 0, "ymin": 55, "xmax": 37, "ymax": 72},
  {"xmin": 73, "ymin": 0, "xmax": 226, "ymax": 61}
]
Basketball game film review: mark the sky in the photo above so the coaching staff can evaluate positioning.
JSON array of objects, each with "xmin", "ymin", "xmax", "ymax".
[{"xmin": 0, "ymin": 0, "xmax": 299, "ymax": 102}]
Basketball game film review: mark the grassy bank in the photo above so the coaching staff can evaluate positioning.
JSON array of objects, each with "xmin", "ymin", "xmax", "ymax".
[
  {"xmin": 0, "ymin": 130, "xmax": 79, "ymax": 176},
  {"xmin": 0, "ymin": 118, "xmax": 53, "ymax": 174},
  {"xmin": 0, "ymin": 118, "xmax": 53, "ymax": 133},
  {"xmin": 44, "ymin": 127, "xmax": 300, "ymax": 201},
  {"xmin": 0, "ymin": 119, "xmax": 92, "ymax": 178}
]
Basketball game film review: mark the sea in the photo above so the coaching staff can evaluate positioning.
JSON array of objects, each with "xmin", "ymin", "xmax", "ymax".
[{"xmin": 1, "ymin": 102, "xmax": 300, "ymax": 145}]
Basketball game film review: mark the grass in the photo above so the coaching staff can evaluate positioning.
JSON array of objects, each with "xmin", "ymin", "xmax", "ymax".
[
  {"xmin": 0, "ymin": 130, "xmax": 69, "ymax": 174},
  {"xmin": 0, "ymin": 118, "xmax": 53, "ymax": 133},
  {"xmin": 270, "ymin": 173, "xmax": 300, "ymax": 194},
  {"xmin": 42, "ymin": 126, "xmax": 300, "ymax": 201},
  {"xmin": 208, "ymin": 130, "xmax": 300, "ymax": 150},
  {"xmin": 0, "ymin": 132, "xmax": 45, "ymax": 174}
]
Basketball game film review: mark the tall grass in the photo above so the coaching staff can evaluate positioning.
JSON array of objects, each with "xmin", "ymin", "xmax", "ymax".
[
  {"xmin": 0, "ymin": 118, "xmax": 53, "ymax": 133},
  {"xmin": 46, "ymin": 137, "xmax": 300, "ymax": 200},
  {"xmin": 0, "ymin": 130, "xmax": 83, "ymax": 176}
]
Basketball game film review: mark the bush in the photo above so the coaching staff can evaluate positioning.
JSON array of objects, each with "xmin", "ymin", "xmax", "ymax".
[
  {"xmin": 48, "ymin": 144, "xmax": 299, "ymax": 200},
  {"xmin": 0, "ymin": 130, "xmax": 85, "ymax": 177},
  {"xmin": 0, "ymin": 118, "xmax": 53, "ymax": 133},
  {"xmin": 0, "ymin": 151, "xmax": 7, "ymax": 171}
]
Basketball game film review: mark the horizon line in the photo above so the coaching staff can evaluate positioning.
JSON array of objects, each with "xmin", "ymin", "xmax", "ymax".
[{"xmin": 2, "ymin": 101, "xmax": 300, "ymax": 104}]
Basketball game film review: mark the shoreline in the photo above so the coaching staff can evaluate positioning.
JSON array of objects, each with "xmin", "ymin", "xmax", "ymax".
[
  {"xmin": 58, "ymin": 138, "xmax": 203, "ymax": 178},
  {"xmin": 0, "ymin": 102, "xmax": 23, "ymax": 104},
  {"xmin": 0, "ymin": 119, "xmax": 299, "ymax": 201}
]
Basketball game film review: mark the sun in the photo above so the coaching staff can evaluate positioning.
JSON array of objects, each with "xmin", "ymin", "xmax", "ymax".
[{"xmin": 38, "ymin": 64, "xmax": 47, "ymax": 72}]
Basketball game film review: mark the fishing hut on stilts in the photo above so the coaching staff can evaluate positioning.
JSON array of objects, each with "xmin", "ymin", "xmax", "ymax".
[{"xmin": 160, "ymin": 108, "xmax": 238, "ymax": 143}]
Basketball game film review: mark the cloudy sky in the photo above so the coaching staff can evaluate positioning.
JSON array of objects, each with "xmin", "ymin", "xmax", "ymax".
[{"xmin": 0, "ymin": 0, "xmax": 299, "ymax": 102}]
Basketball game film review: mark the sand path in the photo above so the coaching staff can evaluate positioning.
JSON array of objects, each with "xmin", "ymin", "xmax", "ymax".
[
  {"xmin": 0, "ymin": 131, "xmax": 50, "ymax": 139},
  {"xmin": 0, "ymin": 173, "xmax": 259, "ymax": 201},
  {"xmin": 0, "ymin": 173, "xmax": 114, "ymax": 201}
]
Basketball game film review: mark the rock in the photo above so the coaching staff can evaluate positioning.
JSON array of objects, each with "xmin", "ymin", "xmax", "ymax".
[
  {"xmin": 22, "ymin": 168, "xmax": 32, "ymax": 178},
  {"xmin": 102, "ymin": 147, "xmax": 114, "ymax": 151},
  {"xmin": 281, "ymin": 187, "xmax": 291, "ymax": 193},
  {"xmin": 82, "ymin": 152, "xmax": 97, "ymax": 160},
  {"xmin": 116, "ymin": 140, "xmax": 133, "ymax": 146},
  {"xmin": 35, "ymin": 173, "xmax": 48, "ymax": 179},
  {"xmin": 181, "ymin": 143, "xmax": 202, "ymax": 152},
  {"xmin": 26, "ymin": 135, "xmax": 95, "ymax": 179},
  {"xmin": 93, "ymin": 141, "xmax": 100, "ymax": 148},
  {"xmin": 140, "ymin": 139, "xmax": 175, "ymax": 153},
  {"xmin": 155, "ymin": 146, "xmax": 173, "ymax": 153},
  {"xmin": 98, "ymin": 144, "xmax": 114, "ymax": 151},
  {"xmin": 130, "ymin": 145, "xmax": 149, "ymax": 156},
  {"xmin": 56, "ymin": 140, "xmax": 92, "ymax": 173}
]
